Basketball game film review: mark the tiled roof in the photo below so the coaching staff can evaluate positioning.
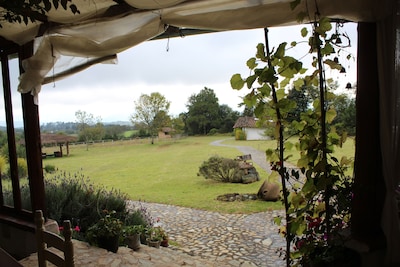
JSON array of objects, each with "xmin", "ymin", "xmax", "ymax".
[{"xmin": 233, "ymin": 116, "xmax": 257, "ymax": 128}]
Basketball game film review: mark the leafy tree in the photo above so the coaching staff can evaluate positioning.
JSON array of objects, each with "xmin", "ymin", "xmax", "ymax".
[
  {"xmin": 331, "ymin": 94, "xmax": 356, "ymax": 135},
  {"xmin": 171, "ymin": 115, "xmax": 185, "ymax": 135},
  {"xmin": 75, "ymin": 110, "xmax": 104, "ymax": 150},
  {"xmin": 103, "ymin": 124, "xmax": 131, "ymax": 140},
  {"xmin": 185, "ymin": 87, "xmax": 220, "ymax": 135},
  {"xmin": 219, "ymin": 104, "xmax": 240, "ymax": 133},
  {"xmin": 131, "ymin": 92, "xmax": 170, "ymax": 144}
]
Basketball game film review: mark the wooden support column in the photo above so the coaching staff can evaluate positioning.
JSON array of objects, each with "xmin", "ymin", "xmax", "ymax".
[
  {"xmin": 351, "ymin": 22, "xmax": 386, "ymax": 249},
  {"xmin": 19, "ymin": 42, "xmax": 46, "ymax": 216}
]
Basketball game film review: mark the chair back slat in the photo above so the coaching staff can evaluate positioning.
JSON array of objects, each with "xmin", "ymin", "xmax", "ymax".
[{"xmin": 35, "ymin": 210, "xmax": 75, "ymax": 267}]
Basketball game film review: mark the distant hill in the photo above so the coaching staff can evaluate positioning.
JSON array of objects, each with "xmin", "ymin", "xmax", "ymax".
[{"xmin": 0, "ymin": 121, "xmax": 132, "ymax": 134}]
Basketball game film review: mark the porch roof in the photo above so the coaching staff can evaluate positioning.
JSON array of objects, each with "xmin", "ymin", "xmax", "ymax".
[{"xmin": 0, "ymin": 0, "xmax": 386, "ymax": 97}]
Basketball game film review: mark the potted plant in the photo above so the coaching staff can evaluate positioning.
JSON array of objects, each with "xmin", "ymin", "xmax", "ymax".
[
  {"xmin": 123, "ymin": 224, "xmax": 144, "ymax": 251},
  {"xmin": 86, "ymin": 210, "xmax": 123, "ymax": 253},
  {"xmin": 145, "ymin": 226, "xmax": 166, "ymax": 248}
]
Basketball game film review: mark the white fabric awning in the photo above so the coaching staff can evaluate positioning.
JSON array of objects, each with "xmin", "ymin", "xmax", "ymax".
[{"xmin": 0, "ymin": 0, "xmax": 386, "ymax": 95}]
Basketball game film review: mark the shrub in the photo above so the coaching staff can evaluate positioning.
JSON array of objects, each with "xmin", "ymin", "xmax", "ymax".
[
  {"xmin": 2, "ymin": 169, "xmax": 149, "ymax": 243},
  {"xmin": 198, "ymin": 155, "xmax": 244, "ymax": 183},
  {"xmin": 235, "ymin": 128, "xmax": 246, "ymax": 140},
  {"xmin": 44, "ymin": 164, "xmax": 56, "ymax": 173},
  {"xmin": 208, "ymin": 128, "xmax": 218, "ymax": 135},
  {"xmin": 4, "ymin": 157, "xmax": 28, "ymax": 179},
  {"xmin": 43, "ymin": 170, "xmax": 128, "ymax": 236},
  {"xmin": 0, "ymin": 156, "xmax": 7, "ymax": 176}
]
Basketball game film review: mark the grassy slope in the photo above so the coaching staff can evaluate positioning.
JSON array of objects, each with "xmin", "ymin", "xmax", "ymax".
[
  {"xmin": 43, "ymin": 135, "xmax": 355, "ymax": 214},
  {"xmin": 44, "ymin": 136, "xmax": 282, "ymax": 214}
]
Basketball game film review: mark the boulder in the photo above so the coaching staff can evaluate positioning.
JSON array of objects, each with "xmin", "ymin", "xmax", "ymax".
[{"xmin": 257, "ymin": 180, "xmax": 280, "ymax": 201}]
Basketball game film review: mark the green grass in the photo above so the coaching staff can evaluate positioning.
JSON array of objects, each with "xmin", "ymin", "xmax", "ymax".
[
  {"xmin": 42, "ymin": 135, "xmax": 355, "ymax": 214},
  {"xmin": 222, "ymin": 136, "xmax": 356, "ymax": 170}
]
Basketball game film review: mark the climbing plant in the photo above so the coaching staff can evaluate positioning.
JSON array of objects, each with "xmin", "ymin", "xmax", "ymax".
[{"xmin": 230, "ymin": 2, "xmax": 354, "ymax": 266}]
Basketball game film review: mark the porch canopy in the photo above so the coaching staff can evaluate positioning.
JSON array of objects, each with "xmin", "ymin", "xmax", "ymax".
[
  {"xmin": 0, "ymin": 0, "xmax": 399, "ymax": 265},
  {"xmin": 0, "ymin": 0, "xmax": 381, "ymax": 97}
]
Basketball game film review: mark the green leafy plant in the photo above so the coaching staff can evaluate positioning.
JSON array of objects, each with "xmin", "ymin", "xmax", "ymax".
[
  {"xmin": 198, "ymin": 155, "xmax": 244, "ymax": 183},
  {"xmin": 231, "ymin": 6, "xmax": 354, "ymax": 266},
  {"xmin": 86, "ymin": 210, "xmax": 123, "ymax": 241},
  {"xmin": 44, "ymin": 164, "xmax": 56, "ymax": 173},
  {"xmin": 123, "ymin": 224, "xmax": 144, "ymax": 236}
]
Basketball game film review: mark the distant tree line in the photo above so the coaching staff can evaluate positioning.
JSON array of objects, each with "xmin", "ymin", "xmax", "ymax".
[{"xmin": 36, "ymin": 84, "xmax": 355, "ymax": 146}]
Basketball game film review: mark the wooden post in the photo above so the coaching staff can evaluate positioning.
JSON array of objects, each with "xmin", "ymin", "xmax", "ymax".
[{"xmin": 19, "ymin": 42, "xmax": 46, "ymax": 216}]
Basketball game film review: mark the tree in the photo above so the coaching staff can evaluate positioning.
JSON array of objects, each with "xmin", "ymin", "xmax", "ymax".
[
  {"xmin": 218, "ymin": 104, "xmax": 240, "ymax": 133},
  {"xmin": 131, "ymin": 92, "xmax": 170, "ymax": 144},
  {"xmin": 331, "ymin": 93, "xmax": 356, "ymax": 135},
  {"xmin": 75, "ymin": 110, "xmax": 104, "ymax": 150},
  {"xmin": 171, "ymin": 115, "xmax": 185, "ymax": 135},
  {"xmin": 0, "ymin": 0, "xmax": 79, "ymax": 26},
  {"xmin": 185, "ymin": 87, "xmax": 220, "ymax": 135}
]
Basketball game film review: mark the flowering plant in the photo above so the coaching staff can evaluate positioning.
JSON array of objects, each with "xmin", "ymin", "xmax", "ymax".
[
  {"xmin": 123, "ymin": 224, "xmax": 144, "ymax": 236},
  {"xmin": 146, "ymin": 226, "xmax": 167, "ymax": 242},
  {"xmin": 86, "ymin": 210, "xmax": 123, "ymax": 239}
]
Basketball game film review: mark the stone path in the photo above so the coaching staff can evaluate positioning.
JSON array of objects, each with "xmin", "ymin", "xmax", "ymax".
[{"xmin": 127, "ymin": 201, "xmax": 286, "ymax": 267}]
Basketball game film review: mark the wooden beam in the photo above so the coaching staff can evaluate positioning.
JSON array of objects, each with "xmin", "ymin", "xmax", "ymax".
[{"xmin": 19, "ymin": 42, "xmax": 46, "ymax": 217}]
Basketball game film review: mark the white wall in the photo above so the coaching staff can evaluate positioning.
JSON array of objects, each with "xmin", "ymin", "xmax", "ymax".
[{"xmin": 244, "ymin": 128, "xmax": 269, "ymax": 140}]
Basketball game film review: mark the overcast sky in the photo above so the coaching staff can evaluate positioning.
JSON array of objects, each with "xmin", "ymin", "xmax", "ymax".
[{"xmin": 2, "ymin": 23, "xmax": 357, "ymax": 125}]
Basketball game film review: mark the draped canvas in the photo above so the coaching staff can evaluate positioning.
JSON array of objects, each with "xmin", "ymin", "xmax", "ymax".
[{"xmin": 14, "ymin": 0, "xmax": 381, "ymax": 96}]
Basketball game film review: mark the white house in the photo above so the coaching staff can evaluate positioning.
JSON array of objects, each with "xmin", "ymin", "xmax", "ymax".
[{"xmin": 233, "ymin": 116, "xmax": 270, "ymax": 141}]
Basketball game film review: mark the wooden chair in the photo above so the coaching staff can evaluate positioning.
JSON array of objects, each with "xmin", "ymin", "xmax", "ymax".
[{"xmin": 35, "ymin": 210, "xmax": 74, "ymax": 267}]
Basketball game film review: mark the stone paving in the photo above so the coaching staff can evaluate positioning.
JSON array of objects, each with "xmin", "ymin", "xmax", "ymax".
[
  {"xmin": 128, "ymin": 201, "xmax": 286, "ymax": 267},
  {"xmin": 19, "ymin": 203, "xmax": 286, "ymax": 267}
]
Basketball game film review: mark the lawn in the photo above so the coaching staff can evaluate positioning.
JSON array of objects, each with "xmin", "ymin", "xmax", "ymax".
[{"xmin": 42, "ymin": 135, "xmax": 355, "ymax": 214}]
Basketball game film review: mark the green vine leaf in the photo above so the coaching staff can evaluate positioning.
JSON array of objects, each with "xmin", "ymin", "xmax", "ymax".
[
  {"xmin": 301, "ymin": 27, "xmax": 308, "ymax": 37},
  {"xmin": 293, "ymin": 78, "xmax": 305, "ymax": 90},
  {"xmin": 247, "ymin": 57, "xmax": 258, "ymax": 69},
  {"xmin": 243, "ymin": 91, "xmax": 257, "ymax": 106},
  {"xmin": 274, "ymin": 216, "xmax": 282, "ymax": 226},
  {"xmin": 254, "ymin": 102, "xmax": 266, "ymax": 118},
  {"xmin": 315, "ymin": 17, "xmax": 332, "ymax": 37},
  {"xmin": 321, "ymin": 42, "xmax": 335, "ymax": 56},
  {"xmin": 324, "ymin": 59, "xmax": 342, "ymax": 71},
  {"xmin": 297, "ymin": 155, "xmax": 309, "ymax": 168},
  {"xmin": 258, "ymin": 83, "xmax": 272, "ymax": 96},
  {"xmin": 326, "ymin": 108, "xmax": 337, "ymax": 123},
  {"xmin": 275, "ymin": 42, "xmax": 287, "ymax": 59},
  {"xmin": 276, "ymin": 89, "xmax": 286, "ymax": 100},
  {"xmin": 230, "ymin": 74, "xmax": 245, "ymax": 89},
  {"xmin": 256, "ymin": 43, "xmax": 266, "ymax": 61},
  {"xmin": 246, "ymin": 75, "xmax": 258, "ymax": 89},
  {"xmin": 259, "ymin": 67, "xmax": 278, "ymax": 84}
]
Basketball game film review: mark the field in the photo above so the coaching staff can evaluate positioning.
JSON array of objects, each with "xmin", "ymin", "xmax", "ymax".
[{"xmin": 42, "ymin": 135, "xmax": 355, "ymax": 214}]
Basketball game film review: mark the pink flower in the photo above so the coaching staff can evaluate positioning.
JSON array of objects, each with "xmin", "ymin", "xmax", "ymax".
[{"xmin": 74, "ymin": 226, "xmax": 80, "ymax": 232}]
